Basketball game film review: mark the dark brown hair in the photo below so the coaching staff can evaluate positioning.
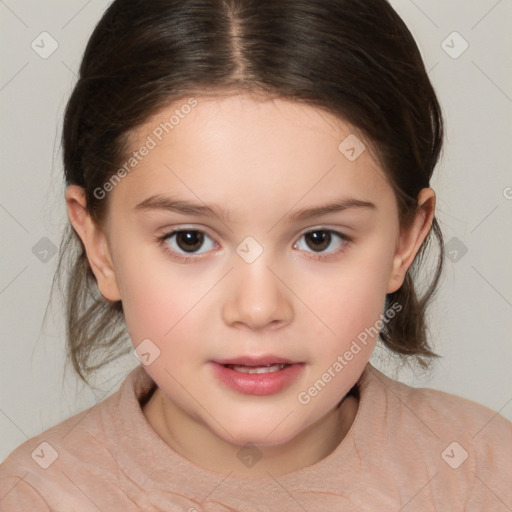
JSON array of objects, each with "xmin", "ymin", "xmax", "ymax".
[{"xmin": 53, "ymin": 0, "xmax": 445, "ymax": 384}]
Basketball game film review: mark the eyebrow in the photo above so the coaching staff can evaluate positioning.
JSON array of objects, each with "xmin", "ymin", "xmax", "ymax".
[{"xmin": 134, "ymin": 194, "xmax": 376, "ymax": 223}]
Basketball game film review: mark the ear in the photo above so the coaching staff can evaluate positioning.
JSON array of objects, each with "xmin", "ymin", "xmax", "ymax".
[
  {"xmin": 65, "ymin": 185, "xmax": 121, "ymax": 301},
  {"xmin": 386, "ymin": 188, "xmax": 436, "ymax": 294}
]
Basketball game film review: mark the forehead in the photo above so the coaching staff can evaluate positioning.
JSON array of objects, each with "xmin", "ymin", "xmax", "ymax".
[{"xmin": 111, "ymin": 93, "xmax": 394, "ymax": 216}]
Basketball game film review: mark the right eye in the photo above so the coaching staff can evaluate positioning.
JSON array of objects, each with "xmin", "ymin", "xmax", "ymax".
[{"xmin": 157, "ymin": 228, "xmax": 218, "ymax": 262}]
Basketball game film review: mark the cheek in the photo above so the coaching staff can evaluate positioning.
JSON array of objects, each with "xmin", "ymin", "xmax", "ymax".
[
  {"xmin": 116, "ymin": 255, "xmax": 206, "ymax": 347},
  {"xmin": 120, "ymin": 266, "xmax": 213, "ymax": 391},
  {"xmin": 299, "ymin": 252, "xmax": 392, "ymax": 358}
]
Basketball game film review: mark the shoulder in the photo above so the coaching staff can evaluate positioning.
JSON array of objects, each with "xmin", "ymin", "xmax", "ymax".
[
  {"xmin": 0, "ymin": 475, "xmax": 51, "ymax": 511},
  {"xmin": 0, "ymin": 366, "xmax": 155, "ymax": 511},
  {"xmin": 1, "ymin": 391, "xmax": 115, "ymax": 476},
  {"xmin": 368, "ymin": 365, "xmax": 512, "ymax": 442},
  {"xmin": 360, "ymin": 365, "xmax": 512, "ymax": 510},
  {"xmin": 0, "ymin": 366, "xmax": 151, "ymax": 480},
  {"xmin": 0, "ymin": 379, "xmax": 125, "ymax": 510}
]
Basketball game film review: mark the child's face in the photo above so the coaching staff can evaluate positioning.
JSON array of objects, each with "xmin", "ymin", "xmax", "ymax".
[{"xmin": 78, "ymin": 93, "xmax": 432, "ymax": 448}]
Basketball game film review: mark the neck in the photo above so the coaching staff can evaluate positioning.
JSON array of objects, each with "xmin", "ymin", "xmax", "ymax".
[{"xmin": 142, "ymin": 389, "xmax": 359, "ymax": 479}]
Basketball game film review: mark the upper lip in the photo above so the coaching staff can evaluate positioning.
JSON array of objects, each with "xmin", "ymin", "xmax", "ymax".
[{"xmin": 214, "ymin": 355, "xmax": 299, "ymax": 366}]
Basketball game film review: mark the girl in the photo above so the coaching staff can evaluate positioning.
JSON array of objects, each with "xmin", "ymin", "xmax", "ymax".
[{"xmin": 1, "ymin": 0, "xmax": 511, "ymax": 510}]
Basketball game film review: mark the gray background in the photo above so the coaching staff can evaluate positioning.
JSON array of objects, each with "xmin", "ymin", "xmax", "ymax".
[{"xmin": 1, "ymin": 0, "xmax": 511, "ymax": 461}]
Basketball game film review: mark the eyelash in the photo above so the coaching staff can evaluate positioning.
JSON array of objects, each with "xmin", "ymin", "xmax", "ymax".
[{"xmin": 156, "ymin": 228, "xmax": 352, "ymax": 264}]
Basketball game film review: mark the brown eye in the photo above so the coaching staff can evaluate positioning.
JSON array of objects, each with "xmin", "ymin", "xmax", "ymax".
[
  {"xmin": 304, "ymin": 230, "xmax": 331, "ymax": 252},
  {"xmin": 175, "ymin": 231, "xmax": 204, "ymax": 252},
  {"xmin": 160, "ymin": 229, "xmax": 216, "ymax": 259},
  {"xmin": 294, "ymin": 229, "xmax": 350, "ymax": 259}
]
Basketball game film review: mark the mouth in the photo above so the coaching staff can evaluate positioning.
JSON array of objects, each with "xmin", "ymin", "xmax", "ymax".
[
  {"xmin": 209, "ymin": 356, "xmax": 304, "ymax": 395},
  {"xmin": 222, "ymin": 363, "xmax": 291, "ymax": 374}
]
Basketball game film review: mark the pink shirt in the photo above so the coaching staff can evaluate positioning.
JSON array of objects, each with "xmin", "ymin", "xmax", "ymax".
[{"xmin": 1, "ymin": 363, "xmax": 511, "ymax": 511}]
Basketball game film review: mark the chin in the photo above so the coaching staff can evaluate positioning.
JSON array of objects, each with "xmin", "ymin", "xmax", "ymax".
[{"xmin": 212, "ymin": 421, "xmax": 304, "ymax": 449}]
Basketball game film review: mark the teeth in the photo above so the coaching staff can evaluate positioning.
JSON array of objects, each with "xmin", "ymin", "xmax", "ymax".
[{"xmin": 228, "ymin": 363, "xmax": 288, "ymax": 374}]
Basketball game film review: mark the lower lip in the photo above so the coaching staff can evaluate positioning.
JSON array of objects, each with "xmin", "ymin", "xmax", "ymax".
[{"xmin": 209, "ymin": 362, "xmax": 304, "ymax": 396}]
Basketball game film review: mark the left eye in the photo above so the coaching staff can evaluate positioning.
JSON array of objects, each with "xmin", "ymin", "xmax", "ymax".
[{"xmin": 294, "ymin": 229, "xmax": 348, "ymax": 254}]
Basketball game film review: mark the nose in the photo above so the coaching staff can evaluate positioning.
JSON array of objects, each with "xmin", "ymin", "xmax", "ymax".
[{"xmin": 222, "ymin": 255, "xmax": 293, "ymax": 331}]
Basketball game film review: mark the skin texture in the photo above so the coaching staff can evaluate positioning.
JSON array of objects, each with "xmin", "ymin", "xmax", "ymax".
[{"xmin": 66, "ymin": 93, "xmax": 435, "ymax": 478}]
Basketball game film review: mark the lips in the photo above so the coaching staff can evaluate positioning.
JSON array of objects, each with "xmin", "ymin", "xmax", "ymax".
[{"xmin": 209, "ymin": 358, "xmax": 305, "ymax": 395}]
